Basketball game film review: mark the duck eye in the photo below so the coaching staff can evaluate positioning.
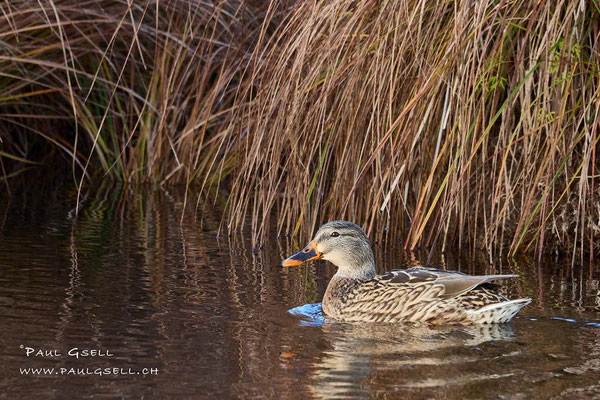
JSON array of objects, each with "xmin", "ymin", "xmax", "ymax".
[{"xmin": 331, "ymin": 232, "xmax": 340, "ymax": 238}]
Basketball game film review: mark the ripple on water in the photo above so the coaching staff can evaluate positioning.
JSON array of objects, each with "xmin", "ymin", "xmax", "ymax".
[{"xmin": 288, "ymin": 303, "xmax": 326, "ymax": 327}]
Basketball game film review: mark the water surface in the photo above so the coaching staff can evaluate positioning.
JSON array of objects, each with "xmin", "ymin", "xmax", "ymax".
[{"xmin": 0, "ymin": 186, "xmax": 599, "ymax": 398}]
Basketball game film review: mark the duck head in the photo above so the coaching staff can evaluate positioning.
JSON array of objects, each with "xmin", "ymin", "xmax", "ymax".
[{"xmin": 282, "ymin": 221, "xmax": 376, "ymax": 279}]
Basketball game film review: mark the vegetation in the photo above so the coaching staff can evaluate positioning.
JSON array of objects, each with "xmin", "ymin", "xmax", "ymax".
[{"xmin": 1, "ymin": 0, "xmax": 599, "ymax": 258}]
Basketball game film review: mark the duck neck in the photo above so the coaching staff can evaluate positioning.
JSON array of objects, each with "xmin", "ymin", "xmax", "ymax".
[
  {"xmin": 333, "ymin": 261, "xmax": 376, "ymax": 281},
  {"xmin": 322, "ymin": 265, "xmax": 375, "ymax": 318}
]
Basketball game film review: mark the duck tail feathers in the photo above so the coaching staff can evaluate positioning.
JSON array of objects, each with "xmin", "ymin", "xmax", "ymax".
[{"xmin": 468, "ymin": 298, "xmax": 531, "ymax": 324}]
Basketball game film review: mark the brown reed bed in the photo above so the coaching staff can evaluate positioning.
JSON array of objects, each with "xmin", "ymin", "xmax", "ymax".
[{"xmin": 1, "ymin": 0, "xmax": 599, "ymax": 258}]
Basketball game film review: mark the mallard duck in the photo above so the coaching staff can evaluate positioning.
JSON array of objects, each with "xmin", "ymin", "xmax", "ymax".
[{"xmin": 282, "ymin": 221, "xmax": 531, "ymax": 324}]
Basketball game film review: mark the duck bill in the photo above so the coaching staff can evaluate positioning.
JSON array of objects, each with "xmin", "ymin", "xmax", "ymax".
[{"xmin": 282, "ymin": 239, "xmax": 322, "ymax": 267}]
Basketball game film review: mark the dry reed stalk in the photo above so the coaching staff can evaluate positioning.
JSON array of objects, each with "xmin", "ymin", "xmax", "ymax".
[
  {"xmin": 1, "ymin": 0, "xmax": 598, "ymax": 258},
  {"xmin": 220, "ymin": 0, "xmax": 600, "ymax": 257}
]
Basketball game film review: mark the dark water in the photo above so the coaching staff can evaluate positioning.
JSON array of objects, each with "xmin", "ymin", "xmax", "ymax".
[{"xmin": 0, "ymin": 186, "xmax": 599, "ymax": 399}]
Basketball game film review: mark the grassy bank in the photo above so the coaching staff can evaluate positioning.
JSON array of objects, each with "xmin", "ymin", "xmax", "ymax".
[{"xmin": 1, "ymin": 0, "xmax": 599, "ymax": 257}]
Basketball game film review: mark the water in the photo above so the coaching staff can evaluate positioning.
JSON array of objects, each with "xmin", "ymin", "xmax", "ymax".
[{"xmin": 0, "ymin": 186, "xmax": 599, "ymax": 398}]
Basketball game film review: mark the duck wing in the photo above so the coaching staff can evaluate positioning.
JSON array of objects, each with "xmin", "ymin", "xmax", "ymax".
[{"xmin": 376, "ymin": 267, "xmax": 518, "ymax": 300}]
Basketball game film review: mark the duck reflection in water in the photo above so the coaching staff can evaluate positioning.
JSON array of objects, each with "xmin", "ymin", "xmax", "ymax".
[{"xmin": 281, "ymin": 310, "xmax": 517, "ymax": 397}]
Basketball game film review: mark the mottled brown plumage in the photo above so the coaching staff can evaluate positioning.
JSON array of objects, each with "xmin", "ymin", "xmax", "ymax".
[{"xmin": 283, "ymin": 221, "xmax": 531, "ymax": 324}]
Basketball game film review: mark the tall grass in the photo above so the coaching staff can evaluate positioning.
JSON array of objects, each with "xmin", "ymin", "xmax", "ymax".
[
  {"xmin": 1, "ymin": 0, "xmax": 599, "ymax": 258},
  {"xmin": 0, "ymin": 0, "xmax": 283, "ymax": 182}
]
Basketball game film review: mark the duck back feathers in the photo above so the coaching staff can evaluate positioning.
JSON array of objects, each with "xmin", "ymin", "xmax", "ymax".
[{"xmin": 322, "ymin": 267, "xmax": 530, "ymax": 324}]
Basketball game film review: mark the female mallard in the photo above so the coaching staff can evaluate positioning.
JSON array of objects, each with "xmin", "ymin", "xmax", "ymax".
[{"xmin": 282, "ymin": 221, "xmax": 530, "ymax": 324}]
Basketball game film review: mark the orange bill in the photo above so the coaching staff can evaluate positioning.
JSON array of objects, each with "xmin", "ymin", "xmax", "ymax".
[{"xmin": 282, "ymin": 239, "xmax": 322, "ymax": 266}]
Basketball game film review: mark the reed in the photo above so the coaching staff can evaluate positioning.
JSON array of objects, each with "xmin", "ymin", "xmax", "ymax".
[{"xmin": 1, "ymin": 0, "xmax": 599, "ymax": 257}]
